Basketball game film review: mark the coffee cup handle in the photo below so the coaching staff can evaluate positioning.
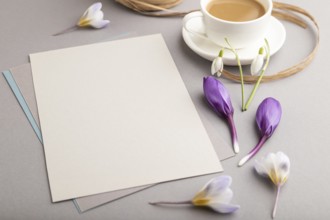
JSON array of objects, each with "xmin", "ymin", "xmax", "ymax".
[{"xmin": 182, "ymin": 11, "xmax": 208, "ymax": 40}]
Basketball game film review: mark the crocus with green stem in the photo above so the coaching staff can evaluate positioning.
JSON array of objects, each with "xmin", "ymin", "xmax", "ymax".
[
  {"xmin": 149, "ymin": 176, "xmax": 240, "ymax": 214},
  {"xmin": 255, "ymin": 152, "xmax": 290, "ymax": 218},
  {"xmin": 203, "ymin": 76, "xmax": 240, "ymax": 153},
  {"xmin": 225, "ymin": 38, "xmax": 245, "ymax": 111},
  {"xmin": 238, "ymin": 97, "xmax": 282, "ymax": 166},
  {"xmin": 244, "ymin": 39, "xmax": 270, "ymax": 111}
]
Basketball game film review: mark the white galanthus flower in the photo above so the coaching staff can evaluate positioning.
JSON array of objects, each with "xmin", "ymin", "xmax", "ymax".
[
  {"xmin": 149, "ymin": 176, "xmax": 240, "ymax": 214},
  {"xmin": 211, "ymin": 57, "xmax": 224, "ymax": 77},
  {"xmin": 77, "ymin": 2, "xmax": 110, "ymax": 28},
  {"xmin": 211, "ymin": 49, "xmax": 224, "ymax": 77},
  {"xmin": 250, "ymin": 47, "xmax": 265, "ymax": 76},
  {"xmin": 255, "ymin": 152, "xmax": 290, "ymax": 218}
]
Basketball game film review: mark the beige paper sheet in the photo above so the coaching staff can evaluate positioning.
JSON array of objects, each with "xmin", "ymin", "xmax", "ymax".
[
  {"xmin": 9, "ymin": 63, "xmax": 233, "ymax": 212},
  {"xmin": 30, "ymin": 34, "xmax": 223, "ymax": 202}
]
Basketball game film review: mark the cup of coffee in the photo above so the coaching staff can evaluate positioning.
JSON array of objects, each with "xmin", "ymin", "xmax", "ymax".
[{"xmin": 183, "ymin": 0, "xmax": 273, "ymax": 49}]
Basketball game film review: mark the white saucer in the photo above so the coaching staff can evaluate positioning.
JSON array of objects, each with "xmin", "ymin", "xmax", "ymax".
[{"xmin": 182, "ymin": 16, "xmax": 286, "ymax": 66}]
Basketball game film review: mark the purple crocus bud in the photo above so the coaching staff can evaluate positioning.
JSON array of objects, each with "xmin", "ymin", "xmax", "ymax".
[
  {"xmin": 203, "ymin": 76, "xmax": 239, "ymax": 153},
  {"xmin": 238, "ymin": 97, "xmax": 282, "ymax": 166}
]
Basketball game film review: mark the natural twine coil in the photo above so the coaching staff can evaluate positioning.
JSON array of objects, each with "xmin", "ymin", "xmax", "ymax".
[
  {"xmin": 222, "ymin": 2, "xmax": 320, "ymax": 83},
  {"xmin": 115, "ymin": 0, "xmax": 193, "ymax": 16},
  {"xmin": 116, "ymin": 0, "xmax": 320, "ymax": 83},
  {"xmin": 116, "ymin": 0, "xmax": 182, "ymax": 11}
]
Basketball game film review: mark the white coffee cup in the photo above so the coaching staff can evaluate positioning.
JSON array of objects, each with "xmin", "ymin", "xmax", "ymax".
[{"xmin": 183, "ymin": 0, "xmax": 273, "ymax": 49}]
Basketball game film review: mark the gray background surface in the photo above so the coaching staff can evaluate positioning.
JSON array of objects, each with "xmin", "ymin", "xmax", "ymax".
[{"xmin": 0, "ymin": 0, "xmax": 328, "ymax": 219}]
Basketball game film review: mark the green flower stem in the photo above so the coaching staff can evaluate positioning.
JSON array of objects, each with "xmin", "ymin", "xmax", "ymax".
[
  {"xmin": 244, "ymin": 39, "xmax": 270, "ymax": 111},
  {"xmin": 225, "ymin": 38, "xmax": 245, "ymax": 111}
]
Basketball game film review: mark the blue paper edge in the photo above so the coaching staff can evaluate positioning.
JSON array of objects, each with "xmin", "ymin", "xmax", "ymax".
[{"xmin": 2, "ymin": 70, "xmax": 43, "ymax": 143}]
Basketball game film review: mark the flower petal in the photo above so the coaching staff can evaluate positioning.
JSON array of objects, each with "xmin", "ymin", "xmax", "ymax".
[
  {"xmin": 90, "ymin": 2, "xmax": 102, "ymax": 13},
  {"xmin": 203, "ymin": 176, "xmax": 232, "ymax": 195},
  {"xmin": 211, "ymin": 58, "xmax": 217, "ymax": 75},
  {"xmin": 80, "ymin": 2, "xmax": 102, "ymax": 20},
  {"xmin": 208, "ymin": 202, "xmax": 240, "ymax": 213},
  {"xmin": 276, "ymin": 152, "xmax": 290, "ymax": 173},
  {"xmin": 193, "ymin": 176, "xmax": 232, "ymax": 203},
  {"xmin": 90, "ymin": 19, "xmax": 110, "ymax": 28},
  {"xmin": 275, "ymin": 152, "xmax": 290, "ymax": 184},
  {"xmin": 203, "ymin": 77, "xmax": 234, "ymax": 118},
  {"xmin": 93, "ymin": 10, "xmax": 104, "ymax": 21},
  {"xmin": 250, "ymin": 54, "xmax": 264, "ymax": 76},
  {"xmin": 254, "ymin": 159, "xmax": 270, "ymax": 177},
  {"xmin": 210, "ymin": 187, "xmax": 233, "ymax": 204}
]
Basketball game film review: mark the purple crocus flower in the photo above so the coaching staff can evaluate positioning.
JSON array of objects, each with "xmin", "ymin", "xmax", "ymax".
[
  {"xmin": 238, "ymin": 97, "xmax": 282, "ymax": 166},
  {"xmin": 203, "ymin": 76, "xmax": 239, "ymax": 153}
]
